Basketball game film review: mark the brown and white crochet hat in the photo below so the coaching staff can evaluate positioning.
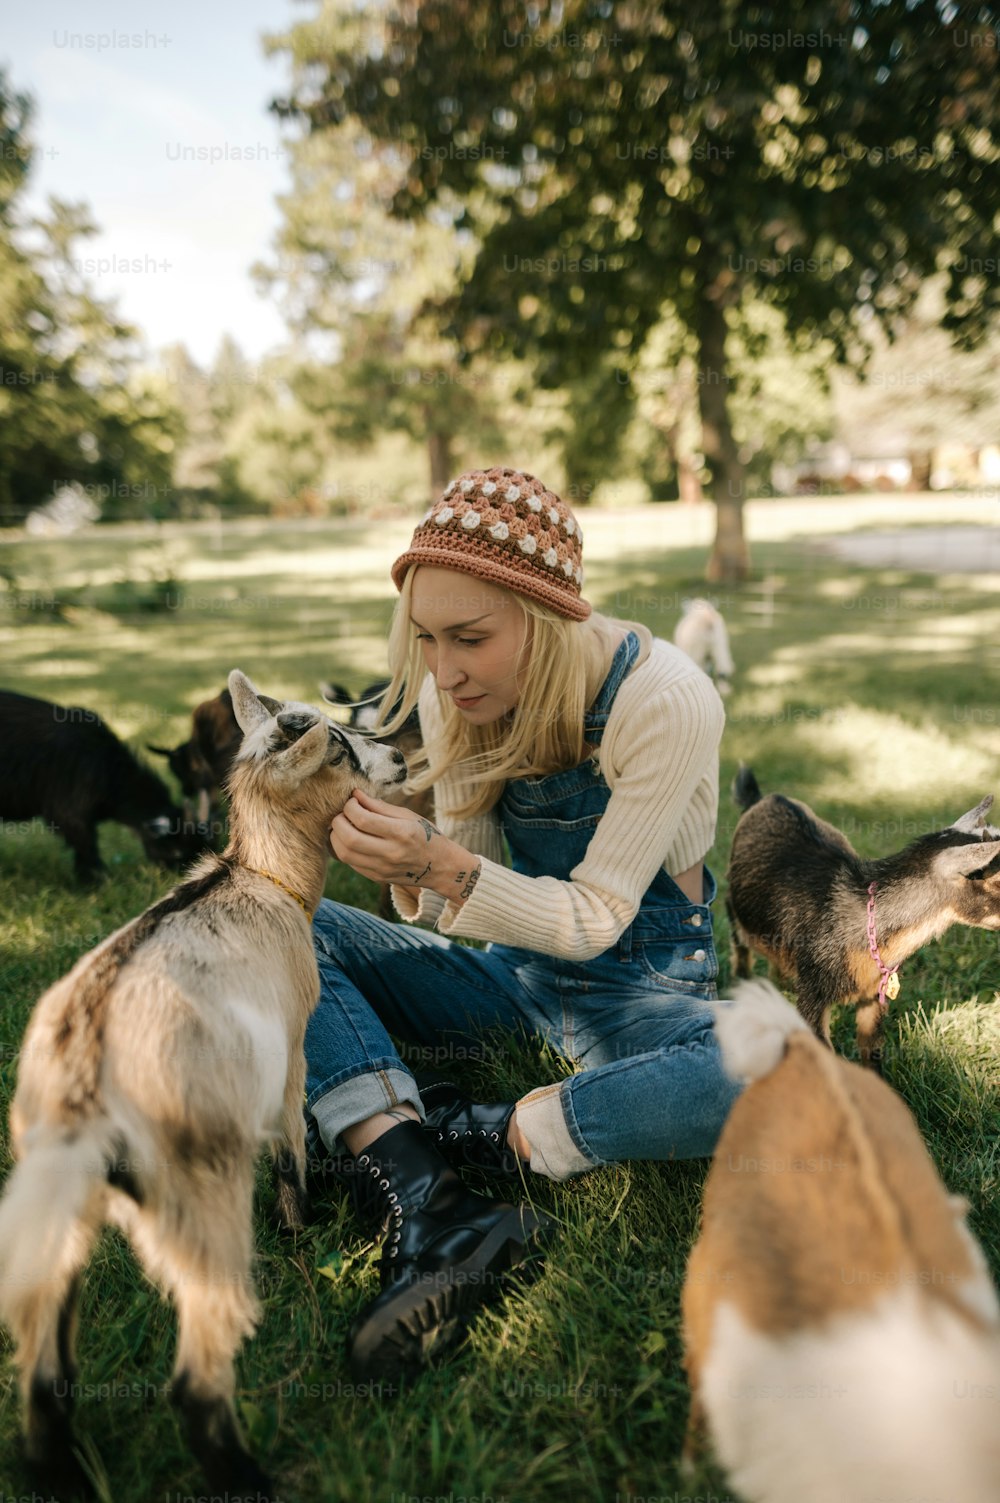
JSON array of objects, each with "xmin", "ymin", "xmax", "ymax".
[{"xmin": 391, "ymin": 466, "xmax": 590, "ymax": 621}]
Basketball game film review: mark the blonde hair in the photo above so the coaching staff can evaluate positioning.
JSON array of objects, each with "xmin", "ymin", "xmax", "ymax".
[{"xmin": 374, "ymin": 566, "xmax": 591, "ymax": 820}]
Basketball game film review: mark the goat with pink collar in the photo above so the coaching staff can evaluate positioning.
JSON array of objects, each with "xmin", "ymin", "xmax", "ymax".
[
  {"xmin": 682, "ymin": 980, "xmax": 1000, "ymax": 1503},
  {"xmin": 725, "ymin": 767, "xmax": 1000, "ymax": 1070}
]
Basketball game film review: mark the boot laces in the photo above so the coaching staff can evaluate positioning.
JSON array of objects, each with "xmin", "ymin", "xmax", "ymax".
[{"xmin": 356, "ymin": 1151, "xmax": 405, "ymax": 1257}]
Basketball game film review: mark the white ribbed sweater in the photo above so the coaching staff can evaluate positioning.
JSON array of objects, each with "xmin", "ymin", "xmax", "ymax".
[{"xmin": 391, "ymin": 612, "xmax": 725, "ymax": 960}]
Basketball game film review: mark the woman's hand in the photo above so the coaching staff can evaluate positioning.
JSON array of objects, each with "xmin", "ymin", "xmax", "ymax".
[{"xmin": 329, "ymin": 787, "xmax": 482, "ymax": 904}]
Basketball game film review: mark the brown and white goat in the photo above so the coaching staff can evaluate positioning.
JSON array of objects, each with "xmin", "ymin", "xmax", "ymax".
[
  {"xmin": 726, "ymin": 766, "xmax": 1000, "ymax": 1068},
  {"xmin": 682, "ymin": 979, "xmax": 1000, "ymax": 1503},
  {"xmin": 0, "ymin": 670, "xmax": 406, "ymax": 1502},
  {"xmin": 149, "ymin": 686, "xmax": 242, "ymax": 826}
]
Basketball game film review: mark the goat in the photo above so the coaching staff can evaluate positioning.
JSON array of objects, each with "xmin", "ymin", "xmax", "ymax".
[
  {"xmin": 148, "ymin": 686, "xmax": 242, "ymax": 826},
  {"xmin": 322, "ymin": 678, "xmax": 432, "ymax": 921},
  {"xmin": 682, "ymin": 978, "xmax": 1000, "ymax": 1503},
  {"xmin": 674, "ymin": 598, "xmax": 734, "ymax": 695},
  {"xmin": 321, "ymin": 677, "xmax": 421, "ymax": 740},
  {"xmin": 0, "ymin": 670, "xmax": 407, "ymax": 1501},
  {"xmin": 725, "ymin": 766, "xmax": 1000, "ymax": 1070},
  {"xmin": 0, "ymin": 689, "xmax": 211, "ymax": 881}
]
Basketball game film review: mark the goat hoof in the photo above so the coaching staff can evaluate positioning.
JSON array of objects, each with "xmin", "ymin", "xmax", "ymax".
[
  {"xmin": 218, "ymin": 1455, "xmax": 277, "ymax": 1502},
  {"xmin": 30, "ymin": 1451, "xmax": 93, "ymax": 1502}
]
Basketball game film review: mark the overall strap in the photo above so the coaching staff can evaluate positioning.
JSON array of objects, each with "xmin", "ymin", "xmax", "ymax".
[{"xmin": 582, "ymin": 631, "xmax": 641, "ymax": 748}]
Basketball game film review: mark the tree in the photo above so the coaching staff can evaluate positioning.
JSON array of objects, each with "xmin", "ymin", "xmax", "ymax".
[
  {"xmin": 273, "ymin": 0, "xmax": 1000, "ymax": 579},
  {"xmin": 0, "ymin": 70, "xmax": 179, "ymax": 523},
  {"xmin": 161, "ymin": 338, "xmax": 273, "ymax": 514},
  {"xmin": 255, "ymin": 57, "xmax": 512, "ymax": 497}
]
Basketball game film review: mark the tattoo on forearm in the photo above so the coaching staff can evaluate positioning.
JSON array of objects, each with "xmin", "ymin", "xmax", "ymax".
[
  {"xmin": 405, "ymin": 862, "xmax": 432, "ymax": 884},
  {"xmin": 456, "ymin": 865, "xmax": 481, "ymax": 901},
  {"xmin": 418, "ymin": 817, "xmax": 440, "ymax": 843}
]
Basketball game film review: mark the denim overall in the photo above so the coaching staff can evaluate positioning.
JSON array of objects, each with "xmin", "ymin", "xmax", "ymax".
[{"xmin": 305, "ymin": 632, "xmax": 742, "ymax": 1174}]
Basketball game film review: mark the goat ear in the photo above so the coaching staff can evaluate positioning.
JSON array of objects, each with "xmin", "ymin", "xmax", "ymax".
[
  {"xmin": 321, "ymin": 682, "xmax": 353, "ymax": 706},
  {"xmin": 228, "ymin": 670, "xmax": 273, "ymax": 734},
  {"xmin": 271, "ymin": 718, "xmax": 329, "ymax": 782},
  {"xmin": 936, "ymin": 837, "xmax": 1000, "ymax": 879},
  {"xmin": 951, "ymin": 794, "xmax": 994, "ymax": 834}
]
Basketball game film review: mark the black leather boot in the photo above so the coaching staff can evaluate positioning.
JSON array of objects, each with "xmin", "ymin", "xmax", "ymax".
[
  {"xmin": 417, "ymin": 1078, "xmax": 521, "ymax": 1176},
  {"xmin": 340, "ymin": 1120, "xmax": 552, "ymax": 1383}
]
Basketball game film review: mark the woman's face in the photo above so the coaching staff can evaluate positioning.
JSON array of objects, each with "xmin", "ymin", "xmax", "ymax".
[{"xmin": 410, "ymin": 566, "xmax": 529, "ymax": 723}]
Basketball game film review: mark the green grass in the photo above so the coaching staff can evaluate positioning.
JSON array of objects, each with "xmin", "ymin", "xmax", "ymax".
[{"xmin": 1, "ymin": 497, "xmax": 999, "ymax": 1502}]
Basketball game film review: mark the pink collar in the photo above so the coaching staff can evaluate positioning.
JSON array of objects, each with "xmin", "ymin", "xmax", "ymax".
[{"xmin": 867, "ymin": 881, "xmax": 900, "ymax": 1011}]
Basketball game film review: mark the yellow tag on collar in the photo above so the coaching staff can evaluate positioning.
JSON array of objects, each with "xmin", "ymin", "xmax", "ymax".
[{"xmin": 885, "ymin": 972, "xmax": 900, "ymax": 1002}]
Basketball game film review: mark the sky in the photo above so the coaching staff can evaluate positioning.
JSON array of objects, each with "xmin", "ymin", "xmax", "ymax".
[{"xmin": 4, "ymin": 0, "xmax": 303, "ymax": 366}]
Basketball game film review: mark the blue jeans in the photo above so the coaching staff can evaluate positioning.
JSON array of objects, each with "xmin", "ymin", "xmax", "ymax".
[{"xmin": 305, "ymin": 898, "xmax": 742, "ymax": 1181}]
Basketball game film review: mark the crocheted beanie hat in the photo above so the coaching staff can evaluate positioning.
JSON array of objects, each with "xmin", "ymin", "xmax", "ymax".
[{"xmin": 390, "ymin": 466, "xmax": 591, "ymax": 621}]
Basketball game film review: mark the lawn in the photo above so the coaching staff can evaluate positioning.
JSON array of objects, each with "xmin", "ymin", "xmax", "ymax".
[{"xmin": 1, "ymin": 494, "xmax": 998, "ymax": 1503}]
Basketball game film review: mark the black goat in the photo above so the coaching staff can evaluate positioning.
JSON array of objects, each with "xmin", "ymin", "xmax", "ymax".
[
  {"xmin": 0, "ymin": 689, "xmax": 212, "ymax": 881},
  {"xmin": 725, "ymin": 766, "xmax": 1000, "ymax": 1070},
  {"xmin": 321, "ymin": 678, "xmax": 420, "ymax": 737}
]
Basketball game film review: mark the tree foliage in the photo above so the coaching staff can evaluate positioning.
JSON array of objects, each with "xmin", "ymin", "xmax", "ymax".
[
  {"xmin": 0, "ymin": 70, "xmax": 181, "ymax": 524},
  {"xmin": 273, "ymin": 0, "xmax": 1000, "ymax": 578},
  {"xmin": 257, "ymin": 42, "xmax": 517, "ymax": 495}
]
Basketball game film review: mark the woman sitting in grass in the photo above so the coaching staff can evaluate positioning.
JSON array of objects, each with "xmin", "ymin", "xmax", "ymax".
[{"xmin": 306, "ymin": 466, "xmax": 741, "ymax": 1381}]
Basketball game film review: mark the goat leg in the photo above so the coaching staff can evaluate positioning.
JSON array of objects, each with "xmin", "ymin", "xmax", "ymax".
[
  {"xmin": 26, "ymin": 1392, "xmax": 92, "ymax": 1502},
  {"xmin": 161, "ymin": 1168, "xmax": 271, "ymax": 1500},
  {"xmin": 725, "ymin": 897, "xmax": 753, "ymax": 978},
  {"xmin": 794, "ymin": 969, "xmax": 836, "ymax": 1049},
  {"xmin": 14, "ymin": 1236, "xmax": 95, "ymax": 1501},
  {"xmin": 855, "ymin": 998, "xmax": 887, "ymax": 1074},
  {"xmin": 272, "ymin": 1146, "xmax": 307, "ymax": 1231},
  {"xmin": 680, "ymin": 1387, "xmax": 709, "ymax": 1475},
  {"xmin": 272, "ymin": 1055, "xmax": 308, "ymax": 1231},
  {"xmin": 172, "ymin": 1372, "xmax": 276, "ymax": 1502},
  {"xmin": 55, "ymin": 819, "xmax": 103, "ymax": 884}
]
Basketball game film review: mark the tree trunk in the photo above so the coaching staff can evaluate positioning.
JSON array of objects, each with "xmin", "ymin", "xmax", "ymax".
[
  {"xmin": 697, "ymin": 293, "xmax": 750, "ymax": 582},
  {"xmin": 662, "ymin": 419, "xmax": 704, "ymax": 505},
  {"xmin": 678, "ymin": 450, "xmax": 703, "ymax": 506},
  {"xmin": 908, "ymin": 448, "xmax": 932, "ymax": 491},
  {"xmin": 427, "ymin": 428, "xmax": 453, "ymax": 496}
]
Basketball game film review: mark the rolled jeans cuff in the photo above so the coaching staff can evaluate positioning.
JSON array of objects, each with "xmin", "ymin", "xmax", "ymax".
[
  {"xmin": 516, "ymin": 1080, "xmax": 603, "ymax": 1182},
  {"xmin": 309, "ymin": 1068, "xmax": 424, "ymax": 1154}
]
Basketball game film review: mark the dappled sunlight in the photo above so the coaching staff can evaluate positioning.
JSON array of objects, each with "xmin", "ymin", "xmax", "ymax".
[
  {"xmin": 773, "ymin": 494, "xmax": 998, "ymax": 542},
  {"xmin": 770, "ymin": 623, "xmax": 996, "ymax": 665},
  {"xmin": 811, "ymin": 573, "xmax": 1000, "ymax": 616},
  {"xmin": 917, "ymin": 599, "xmax": 1000, "ymax": 635},
  {"xmin": 4, "ymin": 505, "xmax": 998, "ymax": 780},
  {"xmin": 13, "ymin": 657, "xmax": 97, "ymax": 678},
  {"xmin": 743, "ymin": 661, "xmax": 809, "ymax": 689},
  {"xmin": 814, "ymin": 575, "xmax": 866, "ymax": 601},
  {"xmin": 895, "ymin": 1000, "xmax": 1000, "ymax": 1091},
  {"xmin": 175, "ymin": 545, "xmax": 401, "ymax": 587},
  {"xmin": 793, "ymin": 704, "xmax": 996, "ymax": 803}
]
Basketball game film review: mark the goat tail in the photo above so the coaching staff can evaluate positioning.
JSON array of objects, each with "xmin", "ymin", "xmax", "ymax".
[
  {"xmin": 0, "ymin": 1121, "xmax": 120, "ymax": 1322},
  {"xmin": 732, "ymin": 763, "xmax": 763, "ymax": 811},
  {"xmin": 712, "ymin": 979, "xmax": 812, "ymax": 1084}
]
